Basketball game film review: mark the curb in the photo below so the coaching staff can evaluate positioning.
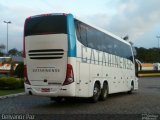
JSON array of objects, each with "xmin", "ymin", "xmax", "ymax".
[
  {"xmin": 0, "ymin": 92, "xmax": 26, "ymax": 100},
  {"xmin": 138, "ymin": 73, "xmax": 160, "ymax": 77}
]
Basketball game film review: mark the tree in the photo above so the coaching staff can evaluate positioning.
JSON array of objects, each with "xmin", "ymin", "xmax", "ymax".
[
  {"xmin": 17, "ymin": 51, "xmax": 23, "ymax": 57},
  {"xmin": 8, "ymin": 48, "xmax": 18, "ymax": 56},
  {"xmin": 8, "ymin": 48, "xmax": 23, "ymax": 56},
  {"xmin": 0, "ymin": 44, "xmax": 5, "ymax": 56},
  {"xmin": 136, "ymin": 47, "xmax": 160, "ymax": 63}
]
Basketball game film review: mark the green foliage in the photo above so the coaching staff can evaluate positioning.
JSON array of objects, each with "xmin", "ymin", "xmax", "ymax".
[
  {"xmin": 14, "ymin": 62, "xmax": 24, "ymax": 78},
  {"xmin": 8, "ymin": 48, "xmax": 23, "ymax": 56},
  {"xmin": 8, "ymin": 48, "xmax": 18, "ymax": 56},
  {"xmin": 0, "ymin": 44, "xmax": 5, "ymax": 56},
  {"xmin": 0, "ymin": 77, "xmax": 24, "ymax": 90},
  {"xmin": 0, "ymin": 52, "xmax": 4, "ymax": 56},
  {"xmin": 0, "ymin": 88, "xmax": 24, "ymax": 96},
  {"xmin": 135, "ymin": 47, "xmax": 160, "ymax": 63}
]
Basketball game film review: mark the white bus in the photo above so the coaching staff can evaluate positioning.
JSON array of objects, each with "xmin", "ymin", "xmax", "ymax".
[{"xmin": 24, "ymin": 13, "xmax": 138, "ymax": 102}]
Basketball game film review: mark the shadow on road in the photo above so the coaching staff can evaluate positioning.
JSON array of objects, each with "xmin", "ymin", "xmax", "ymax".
[{"xmin": 32, "ymin": 91, "xmax": 138, "ymax": 110}]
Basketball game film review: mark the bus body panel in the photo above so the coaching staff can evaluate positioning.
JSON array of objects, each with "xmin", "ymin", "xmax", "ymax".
[
  {"xmin": 67, "ymin": 14, "xmax": 76, "ymax": 57},
  {"xmin": 25, "ymin": 34, "xmax": 67, "ymax": 86},
  {"xmin": 24, "ymin": 14, "xmax": 78, "ymax": 97},
  {"xmin": 25, "ymin": 81, "xmax": 75, "ymax": 97},
  {"xmin": 25, "ymin": 57, "xmax": 77, "ymax": 97},
  {"xmin": 76, "ymin": 37, "xmax": 137, "ymax": 96}
]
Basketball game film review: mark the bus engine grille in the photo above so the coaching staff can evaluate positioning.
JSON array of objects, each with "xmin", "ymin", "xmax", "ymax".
[{"xmin": 28, "ymin": 49, "xmax": 64, "ymax": 59}]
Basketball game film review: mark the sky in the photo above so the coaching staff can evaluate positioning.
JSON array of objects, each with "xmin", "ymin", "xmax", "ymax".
[{"xmin": 0, "ymin": 0, "xmax": 160, "ymax": 51}]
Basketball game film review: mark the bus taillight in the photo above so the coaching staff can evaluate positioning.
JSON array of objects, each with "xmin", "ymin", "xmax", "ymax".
[
  {"xmin": 63, "ymin": 13, "xmax": 67, "ymax": 16},
  {"xmin": 63, "ymin": 64, "xmax": 74, "ymax": 86},
  {"xmin": 24, "ymin": 65, "xmax": 31, "ymax": 85}
]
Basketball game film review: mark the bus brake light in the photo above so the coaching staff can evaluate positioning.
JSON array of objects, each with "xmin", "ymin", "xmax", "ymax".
[
  {"xmin": 24, "ymin": 65, "xmax": 31, "ymax": 85},
  {"xmin": 63, "ymin": 64, "xmax": 74, "ymax": 86}
]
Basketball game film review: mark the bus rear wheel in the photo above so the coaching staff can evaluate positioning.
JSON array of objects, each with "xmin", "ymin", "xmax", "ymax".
[
  {"xmin": 90, "ymin": 82, "xmax": 101, "ymax": 103},
  {"xmin": 128, "ymin": 82, "xmax": 134, "ymax": 94},
  {"xmin": 100, "ymin": 83, "xmax": 108, "ymax": 101}
]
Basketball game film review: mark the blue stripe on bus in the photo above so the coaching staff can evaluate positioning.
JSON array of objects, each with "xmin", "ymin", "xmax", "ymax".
[{"xmin": 67, "ymin": 14, "xmax": 76, "ymax": 57}]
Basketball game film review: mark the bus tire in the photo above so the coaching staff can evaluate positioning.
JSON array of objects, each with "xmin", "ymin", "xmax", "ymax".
[
  {"xmin": 90, "ymin": 82, "xmax": 101, "ymax": 103},
  {"xmin": 128, "ymin": 82, "xmax": 134, "ymax": 94},
  {"xmin": 100, "ymin": 82, "xmax": 108, "ymax": 101}
]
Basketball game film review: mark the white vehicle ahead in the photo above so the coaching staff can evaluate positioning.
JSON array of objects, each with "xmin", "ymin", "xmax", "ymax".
[
  {"xmin": 24, "ymin": 13, "xmax": 138, "ymax": 102},
  {"xmin": 153, "ymin": 63, "xmax": 160, "ymax": 70}
]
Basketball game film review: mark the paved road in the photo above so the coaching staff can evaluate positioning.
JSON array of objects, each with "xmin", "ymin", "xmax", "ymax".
[{"xmin": 0, "ymin": 77, "xmax": 160, "ymax": 120}]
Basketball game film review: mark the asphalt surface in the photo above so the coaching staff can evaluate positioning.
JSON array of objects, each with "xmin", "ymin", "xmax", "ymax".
[{"xmin": 0, "ymin": 77, "xmax": 160, "ymax": 120}]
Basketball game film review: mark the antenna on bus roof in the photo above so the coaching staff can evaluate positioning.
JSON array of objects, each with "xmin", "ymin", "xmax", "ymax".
[{"xmin": 123, "ymin": 35, "xmax": 129, "ymax": 41}]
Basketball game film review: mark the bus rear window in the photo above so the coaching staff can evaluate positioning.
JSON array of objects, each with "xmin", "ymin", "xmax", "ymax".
[{"xmin": 25, "ymin": 15, "xmax": 67, "ymax": 36}]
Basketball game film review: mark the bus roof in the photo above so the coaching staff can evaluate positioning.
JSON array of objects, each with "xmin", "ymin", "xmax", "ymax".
[{"xmin": 26, "ymin": 13, "xmax": 131, "ymax": 46}]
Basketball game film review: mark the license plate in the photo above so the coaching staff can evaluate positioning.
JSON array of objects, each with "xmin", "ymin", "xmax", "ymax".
[{"xmin": 41, "ymin": 88, "xmax": 50, "ymax": 92}]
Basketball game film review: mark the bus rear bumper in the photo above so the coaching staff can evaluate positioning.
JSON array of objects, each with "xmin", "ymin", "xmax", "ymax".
[{"xmin": 24, "ymin": 83, "xmax": 76, "ymax": 97}]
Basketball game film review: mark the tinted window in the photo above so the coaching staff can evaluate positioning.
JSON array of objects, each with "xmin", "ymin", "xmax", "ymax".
[
  {"xmin": 75, "ymin": 19, "xmax": 133, "ymax": 62},
  {"xmin": 87, "ymin": 28, "xmax": 103, "ymax": 51},
  {"xmin": 25, "ymin": 15, "xmax": 67, "ymax": 36},
  {"xmin": 123, "ymin": 44, "xmax": 133, "ymax": 61},
  {"xmin": 103, "ymin": 35, "xmax": 114, "ymax": 54},
  {"xmin": 75, "ymin": 21, "xmax": 88, "ymax": 46}
]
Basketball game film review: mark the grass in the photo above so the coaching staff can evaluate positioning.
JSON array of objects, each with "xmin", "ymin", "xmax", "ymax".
[{"xmin": 0, "ymin": 88, "xmax": 24, "ymax": 96}]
